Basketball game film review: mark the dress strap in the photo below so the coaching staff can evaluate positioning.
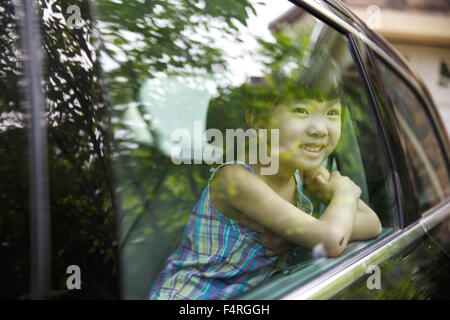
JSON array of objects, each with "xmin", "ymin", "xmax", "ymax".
[
  {"xmin": 294, "ymin": 169, "xmax": 303, "ymax": 193},
  {"xmin": 294, "ymin": 170, "xmax": 314, "ymax": 216},
  {"xmin": 208, "ymin": 161, "xmax": 257, "ymax": 183}
]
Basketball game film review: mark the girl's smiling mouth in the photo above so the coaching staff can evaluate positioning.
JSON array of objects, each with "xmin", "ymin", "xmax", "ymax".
[{"xmin": 299, "ymin": 143, "xmax": 325, "ymax": 156}]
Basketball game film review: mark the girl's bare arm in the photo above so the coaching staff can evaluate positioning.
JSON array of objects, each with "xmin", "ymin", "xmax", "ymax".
[
  {"xmin": 304, "ymin": 166, "xmax": 382, "ymax": 242},
  {"xmin": 210, "ymin": 164, "xmax": 360, "ymax": 258},
  {"xmin": 350, "ymin": 200, "xmax": 382, "ymax": 241}
]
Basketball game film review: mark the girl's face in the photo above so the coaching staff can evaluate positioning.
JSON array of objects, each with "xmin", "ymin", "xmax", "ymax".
[{"xmin": 269, "ymin": 99, "xmax": 342, "ymax": 171}]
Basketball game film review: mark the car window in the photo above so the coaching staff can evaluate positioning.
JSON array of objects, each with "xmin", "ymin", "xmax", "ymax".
[
  {"xmin": 0, "ymin": 0, "xmax": 31, "ymax": 299},
  {"xmin": 374, "ymin": 56, "xmax": 450, "ymax": 218},
  {"xmin": 95, "ymin": 1, "xmax": 397, "ymax": 299}
]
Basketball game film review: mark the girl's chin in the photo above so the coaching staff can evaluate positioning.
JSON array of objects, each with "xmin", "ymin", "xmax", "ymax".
[
  {"xmin": 298, "ymin": 164, "xmax": 322, "ymax": 172},
  {"xmin": 295, "ymin": 158, "xmax": 324, "ymax": 171},
  {"xmin": 278, "ymin": 160, "xmax": 322, "ymax": 173},
  {"xmin": 279, "ymin": 151, "xmax": 328, "ymax": 171}
]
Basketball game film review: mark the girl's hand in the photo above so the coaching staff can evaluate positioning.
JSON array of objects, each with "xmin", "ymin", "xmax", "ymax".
[
  {"xmin": 304, "ymin": 168, "xmax": 361, "ymax": 202},
  {"xmin": 303, "ymin": 165, "xmax": 332, "ymax": 203},
  {"xmin": 328, "ymin": 171, "xmax": 362, "ymax": 199},
  {"xmin": 238, "ymin": 219, "xmax": 296, "ymax": 257}
]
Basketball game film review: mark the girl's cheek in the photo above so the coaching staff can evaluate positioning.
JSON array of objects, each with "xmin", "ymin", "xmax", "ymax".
[
  {"xmin": 329, "ymin": 123, "xmax": 341, "ymax": 140},
  {"xmin": 287, "ymin": 120, "xmax": 307, "ymax": 134},
  {"xmin": 279, "ymin": 122, "xmax": 303, "ymax": 140}
]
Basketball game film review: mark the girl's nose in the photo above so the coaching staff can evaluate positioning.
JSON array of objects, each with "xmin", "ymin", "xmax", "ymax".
[{"xmin": 306, "ymin": 120, "xmax": 327, "ymax": 137}]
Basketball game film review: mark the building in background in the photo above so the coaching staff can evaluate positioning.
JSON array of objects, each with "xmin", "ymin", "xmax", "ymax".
[{"xmin": 270, "ymin": 0, "xmax": 450, "ymax": 135}]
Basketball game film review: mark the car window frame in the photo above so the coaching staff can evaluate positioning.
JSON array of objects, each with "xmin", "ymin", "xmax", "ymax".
[
  {"xmin": 349, "ymin": 36, "xmax": 412, "ymax": 229},
  {"xmin": 346, "ymin": 33, "xmax": 403, "ymax": 229}
]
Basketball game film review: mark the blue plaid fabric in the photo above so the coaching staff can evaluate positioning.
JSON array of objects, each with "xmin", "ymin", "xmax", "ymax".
[{"xmin": 149, "ymin": 161, "xmax": 313, "ymax": 300}]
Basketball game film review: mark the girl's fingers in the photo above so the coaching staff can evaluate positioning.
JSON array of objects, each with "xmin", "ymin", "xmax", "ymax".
[
  {"xmin": 331, "ymin": 170, "xmax": 341, "ymax": 179},
  {"xmin": 319, "ymin": 166, "xmax": 331, "ymax": 180},
  {"xmin": 314, "ymin": 174, "xmax": 330, "ymax": 189}
]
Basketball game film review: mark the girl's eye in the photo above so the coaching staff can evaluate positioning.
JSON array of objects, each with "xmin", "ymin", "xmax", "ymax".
[
  {"xmin": 327, "ymin": 109, "xmax": 340, "ymax": 116},
  {"xmin": 293, "ymin": 107, "xmax": 308, "ymax": 115}
]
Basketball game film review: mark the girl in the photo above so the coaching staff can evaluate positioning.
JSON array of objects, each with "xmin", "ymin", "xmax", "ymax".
[{"xmin": 149, "ymin": 91, "xmax": 382, "ymax": 300}]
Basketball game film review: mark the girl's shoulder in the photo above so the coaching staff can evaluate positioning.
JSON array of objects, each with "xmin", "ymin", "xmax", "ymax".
[
  {"xmin": 209, "ymin": 163, "xmax": 264, "ymax": 218},
  {"xmin": 210, "ymin": 163, "xmax": 261, "ymax": 194}
]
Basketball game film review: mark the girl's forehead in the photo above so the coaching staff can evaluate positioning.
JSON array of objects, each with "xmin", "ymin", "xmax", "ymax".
[{"xmin": 277, "ymin": 99, "xmax": 341, "ymax": 111}]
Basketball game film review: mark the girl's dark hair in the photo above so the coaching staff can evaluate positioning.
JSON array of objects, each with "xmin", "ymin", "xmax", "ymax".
[
  {"xmin": 246, "ymin": 80, "xmax": 348, "ymax": 130},
  {"xmin": 207, "ymin": 50, "xmax": 353, "ymax": 133}
]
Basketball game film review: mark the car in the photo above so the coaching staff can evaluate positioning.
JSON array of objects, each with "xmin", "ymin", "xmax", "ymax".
[{"xmin": 1, "ymin": 0, "xmax": 448, "ymax": 300}]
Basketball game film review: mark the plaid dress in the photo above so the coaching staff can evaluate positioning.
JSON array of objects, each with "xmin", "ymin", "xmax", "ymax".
[{"xmin": 149, "ymin": 161, "xmax": 313, "ymax": 300}]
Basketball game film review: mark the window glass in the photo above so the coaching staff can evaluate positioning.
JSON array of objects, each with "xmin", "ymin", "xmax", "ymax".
[
  {"xmin": 0, "ymin": 0, "xmax": 30, "ymax": 299},
  {"xmin": 96, "ymin": 1, "xmax": 396, "ymax": 299},
  {"xmin": 374, "ymin": 56, "xmax": 450, "ymax": 214}
]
